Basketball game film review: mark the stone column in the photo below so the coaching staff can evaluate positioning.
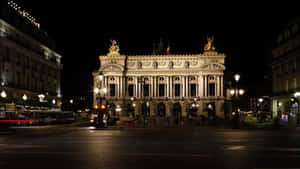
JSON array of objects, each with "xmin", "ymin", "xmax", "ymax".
[
  {"xmin": 150, "ymin": 102, "xmax": 156, "ymax": 117},
  {"xmin": 186, "ymin": 76, "xmax": 189, "ymax": 98},
  {"xmin": 103, "ymin": 76, "xmax": 106, "ymax": 97},
  {"xmin": 154, "ymin": 76, "xmax": 157, "ymax": 97},
  {"xmin": 166, "ymin": 102, "xmax": 172, "ymax": 117},
  {"xmin": 181, "ymin": 102, "xmax": 188, "ymax": 117},
  {"xmin": 217, "ymin": 75, "xmax": 221, "ymax": 96},
  {"xmin": 135, "ymin": 77, "xmax": 138, "ymax": 97},
  {"xmin": 120, "ymin": 76, "xmax": 123, "ymax": 97},
  {"xmin": 204, "ymin": 75, "xmax": 207, "ymax": 97},
  {"xmin": 197, "ymin": 102, "xmax": 202, "ymax": 117},
  {"xmin": 116, "ymin": 76, "xmax": 120, "ymax": 97},
  {"xmin": 170, "ymin": 76, "xmax": 173, "ymax": 98},
  {"xmin": 105, "ymin": 76, "xmax": 109, "ymax": 97},
  {"xmin": 150, "ymin": 76, "xmax": 153, "ymax": 97},
  {"xmin": 182, "ymin": 76, "xmax": 185, "ymax": 97},
  {"xmin": 198, "ymin": 75, "xmax": 204, "ymax": 97},
  {"xmin": 167, "ymin": 76, "xmax": 170, "ymax": 97},
  {"xmin": 215, "ymin": 76, "xmax": 218, "ymax": 97},
  {"xmin": 221, "ymin": 76, "xmax": 224, "ymax": 97},
  {"xmin": 140, "ymin": 77, "xmax": 142, "ymax": 98}
]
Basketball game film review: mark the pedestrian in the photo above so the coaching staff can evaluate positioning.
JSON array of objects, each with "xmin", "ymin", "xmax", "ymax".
[
  {"xmin": 188, "ymin": 113, "xmax": 193, "ymax": 126},
  {"xmin": 103, "ymin": 113, "xmax": 107, "ymax": 128}
]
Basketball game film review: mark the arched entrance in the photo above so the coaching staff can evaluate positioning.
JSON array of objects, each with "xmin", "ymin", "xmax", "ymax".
[
  {"xmin": 172, "ymin": 103, "xmax": 182, "ymax": 125},
  {"xmin": 157, "ymin": 102, "xmax": 166, "ymax": 117},
  {"xmin": 126, "ymin": 103, "xmax": 135, "ymax": 117},
  {"xmin": 207, "ymin": 102, "xmax": 216, "ymax": 120},
  {"xmin": 188, "ymin": 103, "xmax": 198, "ymax": 117}
]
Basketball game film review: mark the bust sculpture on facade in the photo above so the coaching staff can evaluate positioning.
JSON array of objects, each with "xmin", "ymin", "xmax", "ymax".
[
  {"xmin": 168, "ymin": 61, "xmax": 174, "ymax": 69},
  {"xmin": 204, "ymin": 37, "xmax": 216, "ymax": 52},
  {"xmin": 153, "ymin": 61, "xmax": 158, "ymax": 69},
  {"xmin": 109, "ymin": 40, "xmax": 120, "ymax": 54}
]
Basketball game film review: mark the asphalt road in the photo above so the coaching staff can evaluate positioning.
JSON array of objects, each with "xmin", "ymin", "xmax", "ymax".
[{"xmin": 1, "ymin": 124, "xmax": 300, "ymax": 169}]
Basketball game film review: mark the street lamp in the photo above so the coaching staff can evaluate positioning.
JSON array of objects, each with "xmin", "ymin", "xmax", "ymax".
[
  {"xmin": 22, "ymin": 94, "xmax": 27, "ymax": 101},
  {"xmin": 230, "ymin": 74, "xmax": 245, "ymax": 123},
  {"xmin": 94, "ymin": 87, "xmax": 100, "ymax": 94},
  {"xmin": 1, "ymin": 90, "xmax": 7, "ymax": 98},
  {"xmin": 52, "ymin": 99, "xmax": 56, "ymax": 105},
  {"xmin": 234, "ymin": 74, "xmax": 240, "ymax": 82},
  {"xmin": 99, "ymin": 74, "xmax": 104, "ymax": 81}
]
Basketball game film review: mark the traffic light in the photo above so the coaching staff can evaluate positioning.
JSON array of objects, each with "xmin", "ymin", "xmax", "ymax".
[
  {"xmin": 100, "ymin": 104, "xmax": 106, "ymax": 110},
  {"xmin": 93, "ymin": 105, "xmax": 99, "ymax": 110}
]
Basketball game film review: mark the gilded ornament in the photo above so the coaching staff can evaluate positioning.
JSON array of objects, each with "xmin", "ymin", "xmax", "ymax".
[
  {"xmin": 109, "ymin": 40, "xmax": 120, "ymax": 54},
  {"xmin": 204, "ymin": 37, "xmax": 216, "ymax": 51}
]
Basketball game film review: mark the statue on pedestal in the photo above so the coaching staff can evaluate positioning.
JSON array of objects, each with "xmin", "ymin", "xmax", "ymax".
[
  {"xmin": 109, "ymin": 40, "xmax": 120, "ymax": 54},
  {"xmin": 204, "ymin": 37, "xmax": 216, "ymax": 52}
]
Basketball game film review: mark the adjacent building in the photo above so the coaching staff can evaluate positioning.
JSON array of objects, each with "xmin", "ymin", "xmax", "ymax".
[
  {"xmin": 0, "ymin": 0, "xmax": 62, "ymax": 111},
  {"xmin": 271, "ymin": 17, "xmax": 300, "ymax": 121},
  {"xmin": 93, "ymin": 38, "xmax": 226, "ymax": 125}
]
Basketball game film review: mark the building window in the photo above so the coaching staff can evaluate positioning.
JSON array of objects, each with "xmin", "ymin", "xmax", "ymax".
[
  {"xmin": 285, "ymin": 80, "xmax": 289, "ymax": 92},
  {"xmin": 175, "ymin": 84, "xmax": 181, "ymax": 97},
  {"xmin": 190, "ymin": 84, "xmax": 196, "ymax": 97},
  {"xmin": 143, "ymin": 84, "xmax": 149, "ymax": 97},
  {"xmin": 159, "ymin": 84, "xmax": 165, "ymax": 97},
  {"xmin": 209, "ymin": 83, "xmax": 215, "ymax": 96},
  {"xmin": 128, "ymin": 85, "xmax": 134, "ymax": 97},
  {"xmin": 110, "ymin": 84, "xmax": 116, "ymax": 97},
  {"xmin": 159, "ymin": 77, "xmax": 164, "ymax": 81}
]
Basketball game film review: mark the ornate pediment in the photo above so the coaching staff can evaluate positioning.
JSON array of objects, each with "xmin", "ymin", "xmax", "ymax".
[{"xmin": 100, "ymin": 64, "xmax": 124, "ymax": 72}]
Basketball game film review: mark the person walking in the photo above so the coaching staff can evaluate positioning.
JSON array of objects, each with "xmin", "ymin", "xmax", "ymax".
[{"xmin": 188, "ymin": 113, "xmax": 193, "ymax": 126}]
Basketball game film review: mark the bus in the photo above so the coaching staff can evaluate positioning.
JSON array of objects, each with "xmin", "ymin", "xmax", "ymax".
[{"xmin": 26, "ymin": 110, "xmax": 75, "ymax": 125}]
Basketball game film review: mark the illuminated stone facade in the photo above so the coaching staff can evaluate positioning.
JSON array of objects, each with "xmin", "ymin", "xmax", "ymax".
[
  {"xmin": 0, "ymin": 2, "xmax": 62, "ymax": 109},
  {"xmin": 93, "ymin": 39, "xmax": 226, "ymax": 125},
  {"xmin": 271, "ymin": 18, "xmax": 300, "ymax": 118}
]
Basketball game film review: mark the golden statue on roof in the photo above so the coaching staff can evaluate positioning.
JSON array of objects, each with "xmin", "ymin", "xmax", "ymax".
[
  {"xmin": 109, "ymin": 40, "xmax": 120, "ymax": 54},
  {"xmin": 204, "ymin": 36, "xmax": 216, "ymax": 52}
]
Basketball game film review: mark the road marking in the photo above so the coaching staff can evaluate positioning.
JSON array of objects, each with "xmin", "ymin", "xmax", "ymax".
[
  {"xmin": 226, "ymin": 146, "xmax": 247, "ymax": 150},
  {"xmin": 122, "ymin": 153, "xmax": 211, "ymax": 158},
  {"xmin": 226, "ymin": 146, "xmax": 300, "ymax": 152}
]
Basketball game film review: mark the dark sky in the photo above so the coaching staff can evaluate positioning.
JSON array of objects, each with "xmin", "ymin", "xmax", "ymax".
[{"xmin": 13, "ymin": 1, "xmax": 299, "ymax": 98}]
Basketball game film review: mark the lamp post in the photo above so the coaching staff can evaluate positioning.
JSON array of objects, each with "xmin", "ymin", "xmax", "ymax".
[
  {"xmin": 22, "ymin": 94, "xmax": 27, "ymax": 110},
  {"xmin": 94, "ymin": 72, "xmax": 107, "ymax": 108},
  {"xmin": 138, "ymin": 76, "xmax": 151, "ymax": 127},
  {"xmin": 230, "ymin": 74, "xmax": 245, "ymax": 128},
  {"xmin": 258, "ymin": 98, "xmax": 263, "ymax": 113},
  {"xmin": 94, "ymin": 72, "xmax": 108, "ymax": 127},
  {"xmin": 1, "ymin": 90, "xmax": 7, "ymax": 99}
]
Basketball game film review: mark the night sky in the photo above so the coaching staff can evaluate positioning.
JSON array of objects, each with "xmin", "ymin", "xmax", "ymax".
[{"xmin": 10, "ymin": 1, "xmax": 299, "ymax": 98}]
